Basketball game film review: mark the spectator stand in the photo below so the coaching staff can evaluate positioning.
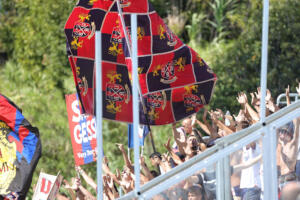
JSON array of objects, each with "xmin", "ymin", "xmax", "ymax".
[
  {"xmin": 115, "ymin": 0, "xmax": 300, "ymax": 199},
  {"xmin": 277, "ymin": 93, "xmax": 300, "ymax": 106}
]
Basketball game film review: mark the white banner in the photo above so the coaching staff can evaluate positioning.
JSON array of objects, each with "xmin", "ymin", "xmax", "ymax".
[{"xmin": 32, "ymin": 172, "xmax": 63, "ymax": 200}]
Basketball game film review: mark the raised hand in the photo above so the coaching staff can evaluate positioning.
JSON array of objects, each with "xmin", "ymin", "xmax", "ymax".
[
  {"xmin": 266, "ymin": 100, "xmax": 278, "ymax": 113},
  {"xmin": 266, "ymin": 89, "xmax": 272, "ymax": 101},
  {"xmin": 250, "ymin": 92, "xmax": 260, "ymax": 107},
  {"xmin": 163, "ymin": 137, "xmax": 172, "ymax": 151},
  {"xmin": 75, "ymin": 166, "xmax": 82, "ymax": 174},
  {"xmin": 255, "ymin": 87, "xmax": 261, "ymax": 100},
  {"xmin": 63, "ymin": 179, "xmax": 74, "ymax": 190},
  {"xmin": 208, "ymin": 110, "xmax": 215, "ymax": 121},
  {"xmin": 233, "ymin": 109, "xmax": 246, "ymax": 123},
  {"xmin": 203, "ymin": 107, "xmax": 208, "ymax": 121},
  {"xmin": 106, "ymin": 175, "xmax": 114, "ymax": 189},
  {"xmin": 215, "ymin": 109, "xmax": 225, "ymax": 121},
  {"xmin": 285, "ymin": 85, "xmax": 290, "ymax": 98},
  {"xmin": 103, "ymin": 156, "xmax": 109, "ymax": 165},
  {"xmin": 236, "ymin": 92, "xmax": 248, "ymax": 105},
  {"xmin": 116, "ymin": 143, "xmax": 125, "ymax": 152},
  {"xmin": 140, "ymin": 156, "xmax": 145, "ymax": 166},
  {"xmin": 92, "ymin": 150, "xmax": 97, "ymax": 160},
  {"xmin": 296, "ymin": 83, "xmax": 300, "ymax": 95},
  {"xmin": 116, "ymin": 169, "xmax": 121, "ymax": 180}
]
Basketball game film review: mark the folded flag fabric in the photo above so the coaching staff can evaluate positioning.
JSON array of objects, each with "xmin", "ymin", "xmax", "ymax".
[
  {"xmin": 127, "ymin": 124, "xmax": 150, "ymax": 148},
  {"xmin": 64, "ymin": 0, "xmax": 217, "ymax": 126},
  {"xmin": 0, "ymin": 94, "xmax": 42, "ymax": 199}
]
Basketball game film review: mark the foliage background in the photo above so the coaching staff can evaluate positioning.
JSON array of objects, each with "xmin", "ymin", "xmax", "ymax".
[{"xmin": 0, "ymin": 0, "xmax": 299, "ymax": 198}]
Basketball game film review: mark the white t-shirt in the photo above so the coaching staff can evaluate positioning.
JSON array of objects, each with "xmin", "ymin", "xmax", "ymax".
[{"xmin": 240, "ymin": 143, "xmax": 262, "ymax": 189}]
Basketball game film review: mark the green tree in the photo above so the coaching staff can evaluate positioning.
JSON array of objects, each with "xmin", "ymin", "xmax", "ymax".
[{"xmin": 208, "ymin": 0, "xmax": 300, "ymax": 113}]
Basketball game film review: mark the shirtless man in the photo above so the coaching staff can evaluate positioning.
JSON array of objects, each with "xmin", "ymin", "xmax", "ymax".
[{"xmin": 277, "ymin": 85, "xmax": 300, "ymax": 188}]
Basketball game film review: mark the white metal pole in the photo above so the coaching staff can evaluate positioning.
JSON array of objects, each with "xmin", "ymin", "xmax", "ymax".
[
  {"xmin": 270, "ymin": 125, "xmax": 279, "ymax": 200},
  {"xmin": 224, "ymin": 155, "xmax": 231, "ymax": 200},
  {"xmin": 131, "ymin": 13, "xmax": 141, "ymax": 194},
  {"xmin": 259, "ymin": 0, "xmax": 269, "ymax": 123},
  {"xmin": 95, "ymin": 31, "xmax": 103, "ymax": 200},
  {"xmin": 259, "ymin": 0, "xmax": 274, "ymax": 199},
  {"xmin": 216, "ymin": 159, "xmax": 224, "ymax": 200}
]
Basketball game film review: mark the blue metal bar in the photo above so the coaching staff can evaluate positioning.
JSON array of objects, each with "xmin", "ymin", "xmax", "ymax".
[
  {"xmin": 95, "ymin": 31, "xmax": 103, "ymax": 200},
  {"xmin": 131, "ymin": 13, "xmax": 140, "ymax": 194}
]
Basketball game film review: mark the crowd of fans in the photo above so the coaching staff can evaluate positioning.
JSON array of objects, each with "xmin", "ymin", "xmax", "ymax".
[{"xmin": 56, "ymin": 83, "xmax": 300, "ymax": 200}]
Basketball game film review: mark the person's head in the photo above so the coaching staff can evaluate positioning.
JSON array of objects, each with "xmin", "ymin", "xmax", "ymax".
[
  {"xmin": 246, "ymin": 142, "xmax": 256, "ymax": 150},
  {"xmin": 236, "ymin": 120, "xmax": 250, "ymax": 131},
  {"xmin": 280, "ymin": 181, "xmax": 300, "ymax": 200},
  {"xmin": 279, "ymin": 122, "xmax": 294, "ymax": 143},
  {"xmin": 188, "ymin": 185, "xmax": 204, "ymax": 200},
  {"xmin": 149, "ymin": 152, "xmax": 162, "ymax": 166},
  {"xmin": 150, "ymin": 170, "xmax": 160, "ymax": 178},
  {"xmin": 168, "ymin": 188, "xmax": 188, "ymax": 200},
  {"xmin": 192, "ymin": 128, "xmax": 205, "ymax": 144},
  {"xmin": 182, "ymin": 118, "xmax": 193, "ymax": 134},
  {"xmin": 187, "ymin": 134, "xmax": 199, "ymax": 150}
]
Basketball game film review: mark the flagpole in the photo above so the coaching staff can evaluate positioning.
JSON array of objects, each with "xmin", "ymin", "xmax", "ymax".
[
  {"xmin": 116, "ymin": 0, "xmax": 157, "ymax": 154},
  {"xmin": 95, "ymin": 31, "xmax": 103, "ymax": 200},
  {"xmin": 131, "ymin": 13, "xmax": 141, "ymax": 195},
  {"xmin": 149, "ymin": 131, "xmax": 156, "ymax": 152}
]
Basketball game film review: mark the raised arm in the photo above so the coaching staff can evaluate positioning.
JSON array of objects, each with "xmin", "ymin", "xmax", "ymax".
[
  {"xmin": 290, "ymin": 117, "xmax": 300, "ymax": 146},
  {"xmin": 209, "ymin": 111, "xmax": 234, "ymax": 135},
  {"xmin": 196, "ymin": 119, "xmax": 211, "ymax": 135},
  {"xmin": 105, "ymin": 174, "xmax": 119, "ymax": 199},
  {"xmin": 76, "ymin": 166, "xmax": 97, "ymax": 191},
  {"xmin": 161, "ymin": 153, "xmax": 173, "ymax": 172},
  {"xmin": 290, "ymin": 84, "xmax": 300, "ymax": 145},
  {"xmin": 116, "ymin": 143, "xmax": 133, "ymax": 172},
  {"xmin": 164, "ymin": 137, "xmax": 183, "ymax": 165},
  {"xmin": 103, "ymin": 175, "xmax": 114, "ymax": 200},
  {"xmin": 232, "ymin": 154, "xmax": 262, "ymax": 173},
  {"xmin": 202, "ymin": 108, "xmax": 214, "ymax": 135},
  {"xmin": 140, "ymin": 156, "xmax": 154, "ymax": 181},
  {"xmin": 263, "ymin": 89, "xmax": 279, "ymax": 115},
  {"xmin": 237, "ymin": 92, "xmax": 259, "ymax": 123},
  {"xmin": 102, "ymin": 156, "xmax": 121, "ymax": 185},
  {"xmin": 62, "ymin": 179, "xmax": 76, "ymax": 200},
  {"xmin": 191, "ymin": 114, "xmax": 197, "ymax": 128},
  {"xmin": 286, "ymin": 85, "xmax": 291, "ymax": 106},
  {"xmin": 172, "ymin": 123, "xmax": 187, "ymax": 155}
]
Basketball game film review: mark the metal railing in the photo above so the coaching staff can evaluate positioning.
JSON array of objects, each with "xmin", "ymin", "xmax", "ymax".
[
  {"xmin": 276, "ymin": 93, "xmax": 300, "ymax": 106},
  {"xmin": 118, "ymin": 100, "xmax": 300, "ymax": 200}
]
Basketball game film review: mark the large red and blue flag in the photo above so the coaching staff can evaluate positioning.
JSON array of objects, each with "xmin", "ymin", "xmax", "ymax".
[
  {"xmin": 64, "ymin": 0, "xmax": 217, "ymax": 126},
  {"xmin": 0, "ymin": 94, "xmax": 41, "ymax": 199}
]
